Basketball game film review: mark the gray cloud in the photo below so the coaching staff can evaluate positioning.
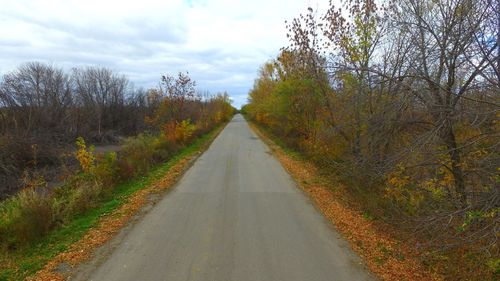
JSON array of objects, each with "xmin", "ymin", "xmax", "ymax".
[{"xmin": 0, "ymin": 0, "xmax": 323, "ymax": 108}]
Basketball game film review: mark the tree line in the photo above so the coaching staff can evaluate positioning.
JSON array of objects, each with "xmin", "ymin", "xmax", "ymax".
[
  {"xmin": 0, "ymin": 61, "xmax": 234, "ymax": 256},
  {"xmin": 0, "ymin": 62, "xmax": 234, "ymax": 197},
  {"xmin": 244, "ymin": 0, "xmax": 499, "ymax": 278}
]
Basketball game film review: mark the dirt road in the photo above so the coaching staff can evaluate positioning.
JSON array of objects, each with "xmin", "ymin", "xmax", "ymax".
[{"xmin": 76, "ymin": 114, "xmax": 373, "ymax": 281}]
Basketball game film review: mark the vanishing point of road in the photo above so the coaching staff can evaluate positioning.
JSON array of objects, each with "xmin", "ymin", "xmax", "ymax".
[{"xmin": 76, "ymin": 114, "xmax": 373, "ymax": 281}]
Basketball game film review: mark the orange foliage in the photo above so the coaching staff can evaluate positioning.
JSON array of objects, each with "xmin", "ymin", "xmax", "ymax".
[{"xmin": 163, "ymin": 120, "xmax": 196, "ymax": 144}]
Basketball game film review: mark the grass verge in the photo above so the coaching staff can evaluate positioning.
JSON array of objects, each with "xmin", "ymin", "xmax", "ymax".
[
  {"xmin": 247, "ymin": 118, "xmax": 442, "ymax": 281},
  {"xmin": 0, "ymin": 122, "xmax": 227, "ymax": 281}
]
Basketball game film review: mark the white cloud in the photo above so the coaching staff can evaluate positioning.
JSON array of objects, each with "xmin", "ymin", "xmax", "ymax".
[{"xmin": 0, "ymin": 0, "xmax": 327, "ymax": 108}]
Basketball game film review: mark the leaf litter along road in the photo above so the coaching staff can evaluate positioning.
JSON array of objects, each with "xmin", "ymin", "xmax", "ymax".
[{"xmin": 71, "ymin": 114, "xmax": 374, "ymax": 281}]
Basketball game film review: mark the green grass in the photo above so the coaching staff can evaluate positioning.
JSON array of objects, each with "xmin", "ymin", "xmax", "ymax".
[{"xmin": 0, "ymin": 124, "xmax": 224, "ymax": 281}]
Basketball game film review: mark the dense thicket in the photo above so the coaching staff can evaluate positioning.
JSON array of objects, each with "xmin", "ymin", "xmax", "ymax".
[{"xmin": 244, "ymin": 0, "xmax": 499, "ymax": 277}]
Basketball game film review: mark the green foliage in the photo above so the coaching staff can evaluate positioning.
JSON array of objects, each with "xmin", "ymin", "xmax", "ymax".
[
  {"xmin": 487, "ymin": 258, "xmax": 500, "ymax": 274},
  {"xmin": 458, "ymin": 208, "xmax": 499, "ymax": 233},
  {"xmin": 120, "ymin": 133, "xmax": 159, "ymax": 177},
  {"xmin": 95, "ymin": 152, "xmax": 118, "ymax": 189}
]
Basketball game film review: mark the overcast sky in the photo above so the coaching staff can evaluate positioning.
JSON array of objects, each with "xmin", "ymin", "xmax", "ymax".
[{"xmin": 0, "ymin": 0, "xmax": 328, "ymax": 108}]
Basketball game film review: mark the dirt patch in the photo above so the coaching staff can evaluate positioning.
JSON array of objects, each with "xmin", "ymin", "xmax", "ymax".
[{"xmin": 93, "ymin": 144, "xmax": 122, "ymax": 154}]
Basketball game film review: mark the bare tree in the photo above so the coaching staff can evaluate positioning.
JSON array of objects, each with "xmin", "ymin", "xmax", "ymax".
[
  {"xmin": 72, "ymin": 67, "xmax": 129, "ymax": 141},
  {"xmin": 0, "ymin": 62, "xmax": 72, "ymax": 138},
  {"xmin": 391, "ymin": 0, "xmax": 497, "ymax": 207}
]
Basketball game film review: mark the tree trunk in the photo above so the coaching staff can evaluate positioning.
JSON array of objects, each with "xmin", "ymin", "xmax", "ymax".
[
  {"xmin": 441, "ymin": 121, "xmax": 467, "ymax": 208},
  {"xmin": 497, "ymin": 0, "xmax": 500, "ymax": 82}
]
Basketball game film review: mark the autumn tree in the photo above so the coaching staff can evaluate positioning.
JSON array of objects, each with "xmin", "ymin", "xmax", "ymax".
[
  {"xmin": 158, "ymin": 72, "xmax": 196, "ymax": 123},
  {"xmin": 246, "ymin": 1, "xmax": 500, "ymax": 274}
]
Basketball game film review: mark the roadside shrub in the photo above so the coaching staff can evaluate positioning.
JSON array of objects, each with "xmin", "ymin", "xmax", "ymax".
[
  {"xmin": 120, "ymin": 133, "xmax": 157, "ymax": 177},
  {"xmin": 151, "ymin": 134, "xmax": 178, "ymax": 161},
  {"xmin": 163, "ymin": 119, "xmax": 196, "ymax": 145},
  {"xmin": 52, "ymin": 179, "xmax": 102, "ymax": 224},
  {"xmin": 17, "ymin": 189, "xmax": 53, "ymax": 241},
  {"xmin": 174, "ymin": 120, "xmax": 196, "ymax": 144},
  {"xmin": 0, "ymin": 188, "xmax": 53, "ymax": 249},
  {"xmin": 94, "ymin": 152, "xmax": 119, "ymax": 192}
]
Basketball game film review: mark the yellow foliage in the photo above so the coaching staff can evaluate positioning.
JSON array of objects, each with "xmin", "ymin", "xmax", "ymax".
[
  {"xmin": 420, "ymin": 178, "xmax": 446, "ymax": 200},
  {"xmin": 385, "ymin": 163, "xmax": 429, "ymax": 213},
  {"xmin": 387, "ymin": 164, "xmax": 411, "ymax": 188},
  {"xmin": 75, "ymin": 137, "xmax": 95, "ymax": 174},
  {"xmin": 163, "ymin": 120, "xmax": 196, "ymax": 144},
  {"xmin": 176, "ymin": 120, "xmax": 196, "ymax": 143},
  {"xmin": 214, "ymin": 111, "xmax": 223, "ymax": 123}
]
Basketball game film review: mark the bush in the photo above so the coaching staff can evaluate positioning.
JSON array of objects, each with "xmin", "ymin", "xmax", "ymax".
[
  {"xmin": 95, "ymin": 152, "xmax": 119, "ymax": 191},
  {"xmin": 174, "ymin": 120, "xmax": 196, "ymax": 144},
  {"xmin": 119, "ymin": 133, "xmax": 158, "ymax": 177},
  {"xmin": 162, "ymin": 120, "xmax": 196, "ymax": 145},
  {"xmin": 52, "ymin": 178, "xmax": 103, "ymax": 224},
  {"xmin": 0, "ymin": 188, "xmax": 53, "ymax": 249}
]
